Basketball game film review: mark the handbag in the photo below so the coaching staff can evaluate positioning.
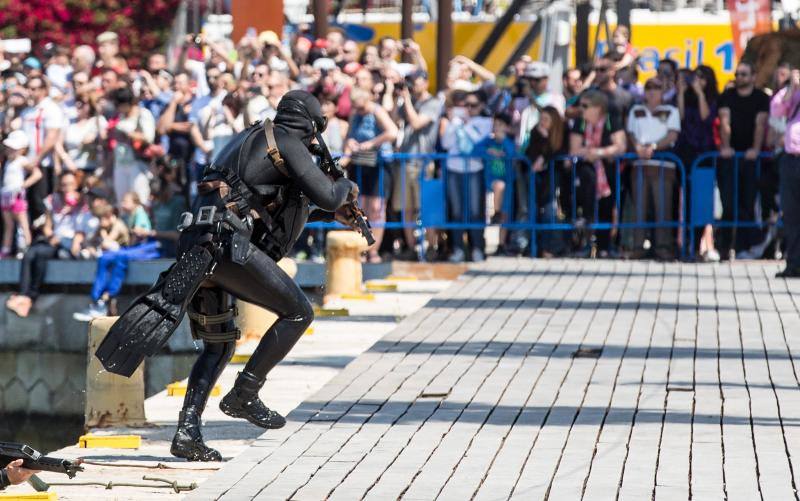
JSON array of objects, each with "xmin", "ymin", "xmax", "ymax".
[{"xmin": 350, "ymin": 149, "xmax": 379, "ymax": 167}]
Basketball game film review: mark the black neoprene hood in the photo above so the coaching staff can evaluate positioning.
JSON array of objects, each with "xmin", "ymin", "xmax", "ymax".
[{"xmin": 274, "ymin": 90, "xmax": 327, "ymax": 143}]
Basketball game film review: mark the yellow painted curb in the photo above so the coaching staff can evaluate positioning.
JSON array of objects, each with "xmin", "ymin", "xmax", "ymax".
[
  {"xmin": 386, "ymin": 275, "xmax": 418, "ymax": 281},
  {"xmin": 304, "ymin": 327, "xmax": 315, "ymax": 336},
  {"xmin": 341, "ymin": 293, "xmax": 375, "ymax": 301},
  {"xmin": 313, "ymin": 307, "xmax": 349, "ymax": 317},
  {"xmin": 78, "ymin": 434, "xmax": 141, "ymax": 449},
  {"xmin": 365, "ymin": 281, "xmax": 398, "ymax": 292},
  {"xmin": 0, "ymin": 493, "xmax": 57, "ymax": 500},
  {"xmin": 167, "ymin": 382, "xmax": 220, "ymax": 397},
  {"xmin": 230, "ymin": 353, "xmax": 251, "ymax": 364}
]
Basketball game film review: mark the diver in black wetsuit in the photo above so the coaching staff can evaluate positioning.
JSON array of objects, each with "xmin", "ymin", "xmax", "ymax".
[{"xmin": 164, "ymin": 91, "xmax": 360, "ymax": 461}]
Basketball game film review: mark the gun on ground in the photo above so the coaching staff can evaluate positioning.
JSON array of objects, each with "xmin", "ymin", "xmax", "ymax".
[
  {"xmin": 0, "ymin": 442, "xmax": 83, "ymax": 478},
  {"xmin": 312, "ymin": 141, "xmax": 376, "ymax": 246}
]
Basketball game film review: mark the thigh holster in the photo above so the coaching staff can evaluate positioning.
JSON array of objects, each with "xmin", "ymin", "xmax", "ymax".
[{"xmin": 188, "ymin": 290, "xmax": 241, "ymax": 343}]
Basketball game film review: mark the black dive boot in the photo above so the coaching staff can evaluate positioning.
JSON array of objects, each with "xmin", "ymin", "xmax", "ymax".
[
  {"xmin": 219, "ymin": 371, "xmax": 286, "ymax": 429},
  {"xmin": 170, "ymin": 407, "xmax": 223, "ymax": 461}
]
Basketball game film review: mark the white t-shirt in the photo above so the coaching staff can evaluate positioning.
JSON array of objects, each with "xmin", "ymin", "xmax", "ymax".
[
  {"xmin": 2, "ymin": 156, "xmax": 28, "ymax": 194},
  {"xmin": 20, "ymin": 98, "xmax": 66, "ymax": 168},
  {"xmin": 64, "ymin": 117, "xmax": 108, "ymax": 170}
]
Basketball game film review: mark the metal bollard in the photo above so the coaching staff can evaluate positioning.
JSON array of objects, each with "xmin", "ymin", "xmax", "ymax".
[{"xmin": 324, "ymin": 230, "xmax": 368, "ymax": 304}]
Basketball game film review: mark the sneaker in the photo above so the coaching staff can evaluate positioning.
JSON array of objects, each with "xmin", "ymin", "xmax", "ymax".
[
  {"xmin": 705, "ymin": 249, "xmax": 721, "ymax": 262},
  {"xmin": 471, "ymin": 248, "xmax": 485, "ymax": 262},
  {"xmin": 73, "ymin": 300, "xmax": 108, "ymax": 322},
  {"xmin": 448, "ymin": 248, "xmax": 466, "ymax": 263}
]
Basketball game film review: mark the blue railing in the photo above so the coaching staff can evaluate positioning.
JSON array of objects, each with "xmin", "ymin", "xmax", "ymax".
[
  {"xmin": 688, "ymin": 151, "xmax": 776, "ymax": 259},
  {"xmin": 307, "ymin": 150, "xmax": 700, "ymax": 259}
]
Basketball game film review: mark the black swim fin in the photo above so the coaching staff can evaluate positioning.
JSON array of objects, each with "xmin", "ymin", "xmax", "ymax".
[{"xmin": 95, "ymin": 245, "xmax": 216, "ymax": 377}]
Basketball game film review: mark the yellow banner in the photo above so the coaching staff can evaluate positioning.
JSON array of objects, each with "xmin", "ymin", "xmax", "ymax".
[{"xmin": 591, "ymin": 23, "xmax": 739, "ymax": 89}]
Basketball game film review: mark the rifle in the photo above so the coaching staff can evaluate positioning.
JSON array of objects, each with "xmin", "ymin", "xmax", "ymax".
[
  {"xmin": 0, "ymin": 442, "xmax": 83, "ymax": 479},
  {"xmin": 313, "ymin": 142, "xmax": 376, "ymax": 246}
]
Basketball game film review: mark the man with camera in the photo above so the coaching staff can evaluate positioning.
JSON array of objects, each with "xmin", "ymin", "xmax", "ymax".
[
  {"xmin": 395, "ymin": 69, "xmax": 443, "ymax": 260},
  {"xmin": 0, "ymin": 460, "xmax": 39, "ymax": 490}
]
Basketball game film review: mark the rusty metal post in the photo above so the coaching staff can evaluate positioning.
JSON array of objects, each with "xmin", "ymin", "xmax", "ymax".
[
  {"xmin": 402, "ymin": 0, "xmax": 414, "ymax": 40},
  {"xmin": 402, "ymin": 0, "xmax": 415, "ymax": 63},
  {"xmin": 313, "ymin": 0, "xmax": 329, "ymax": 39},
  {"xmin": 437, "ymin": 0, "xmax": 453, "ymax": 91}
]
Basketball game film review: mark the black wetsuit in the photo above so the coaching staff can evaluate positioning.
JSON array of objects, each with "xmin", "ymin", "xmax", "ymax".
[{"xmin": 171, "ymin": 91, "xmax": 354, "ymax": 461}]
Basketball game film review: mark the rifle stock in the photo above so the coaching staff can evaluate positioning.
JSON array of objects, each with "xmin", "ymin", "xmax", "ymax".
[{"xmin": 0, "ymin": 442, "xmax": 83, "ymax": 479}]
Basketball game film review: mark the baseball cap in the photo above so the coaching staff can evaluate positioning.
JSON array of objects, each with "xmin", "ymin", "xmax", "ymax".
[
  {"xmin": 524, "ymin": 61, "xmax": 550, "ymax": 79},
  {"xmin": 3, "ymin": 130, "xmax": 28, "ymax": 150},
  {"xmin": 23, "ymin": 57, "xmax": 41, "ymax": 70},
  {"xmin": 96, "ymin": 31, "xmax": 119, "ymax": 44}
]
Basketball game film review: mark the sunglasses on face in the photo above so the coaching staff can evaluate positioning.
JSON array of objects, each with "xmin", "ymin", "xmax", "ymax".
[
  {"xmin": 645, "ymin": 85, "xmax": 663, "ymax": 91},
  {"xmin": 735, "ymin": 72, "xmax": 751, "ymax": 77},
  {"xmin": 595, "ymin": 66, "xmax": 610, "ymax": 73},
  {"xmin": 466, "ymin": 102, "xmax": 481, "ymax": 108}
]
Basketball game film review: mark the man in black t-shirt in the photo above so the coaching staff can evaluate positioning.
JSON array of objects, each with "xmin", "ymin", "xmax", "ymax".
[{"xmin": 717, "ymin": 61, "xmax": 770, "ymax": 258}]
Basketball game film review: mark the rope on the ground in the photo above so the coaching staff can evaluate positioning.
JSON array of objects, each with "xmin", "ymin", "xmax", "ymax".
[
  {"xmin": 45, "ymin": 476, "xmax": 198, "ymax": 493},
  {"xmin": 79, "ymin": 459, "xmax": 220, "ymax": 471}
]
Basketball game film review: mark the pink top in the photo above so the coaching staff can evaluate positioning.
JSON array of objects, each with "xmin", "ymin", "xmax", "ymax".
[{"xmin": 772, "ymin": 87, "xmax": 800, "ymax": 154}]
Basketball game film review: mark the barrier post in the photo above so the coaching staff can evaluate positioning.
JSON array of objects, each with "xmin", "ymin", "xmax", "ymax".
[{"xmin": 85, "ymin": 317, "xmax": 146, "ymax": 428}]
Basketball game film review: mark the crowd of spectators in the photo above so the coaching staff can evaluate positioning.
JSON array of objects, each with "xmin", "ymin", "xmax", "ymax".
[{"xmin": 0, "ymin": 22, "xmax": 797, "ymax": 320}]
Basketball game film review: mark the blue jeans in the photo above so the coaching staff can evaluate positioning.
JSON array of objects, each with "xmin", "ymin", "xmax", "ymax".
[
  {"xmin": 91, "ymin": 241, "xmax": 161, "ymax": 301},
  {"xmin": 446, "ymin": 170, "xmax": 485, "ymax": 253}
]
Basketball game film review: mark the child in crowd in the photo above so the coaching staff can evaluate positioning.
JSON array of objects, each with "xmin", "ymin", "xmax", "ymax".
[
  {"xmin": 81, "ymin": 204, "xmax": 130, "ymax": 259},
  {"xmin": 73, "ymin": 191, "xmax": 158, "ymax": 321},
  {"xmin": 120, "ymin": 191, "xmax": 152, "ymax": 242},
  {"xmin": 611, "ymin": 25, "xmax": 637, "ymax": 71},
  {"xmin": 1, "ymin": 130, "xmax": 42, "ymax": 257},
  {"xmin": 475, "ymin": 113, "xmax": 516, "ymax": 253}
]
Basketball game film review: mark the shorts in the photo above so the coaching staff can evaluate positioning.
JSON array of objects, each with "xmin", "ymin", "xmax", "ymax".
[
  {"xmin": 348, "ymin": 164, "xmax": 387, "ymax": 198},
  {"xmin": 1, "ymin": 191, "xmax": 28, "ymax": 214},
  {"xmin": 390, "ymin": 161, "xmax": 422, "ymax": 214}
]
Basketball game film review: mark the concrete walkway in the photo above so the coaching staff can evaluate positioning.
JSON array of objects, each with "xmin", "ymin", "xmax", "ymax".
[{"xmin": 187, "ymin": 259, "xmax": 800, "ymax": 501}]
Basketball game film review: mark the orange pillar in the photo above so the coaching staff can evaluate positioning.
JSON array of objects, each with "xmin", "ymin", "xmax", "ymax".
[{"xmin": 231, "ymin": 0, "xmax": 284, "ymax": 43}]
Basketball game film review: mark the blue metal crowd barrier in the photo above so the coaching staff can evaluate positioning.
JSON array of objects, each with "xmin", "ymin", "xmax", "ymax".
[
  {"xmin": 688, "ymin": 151, "xmax": 777, "ymax": 259},
  {"xmin": 306, "ymin": 150, "xmax": 694, "ymax": 259}
]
